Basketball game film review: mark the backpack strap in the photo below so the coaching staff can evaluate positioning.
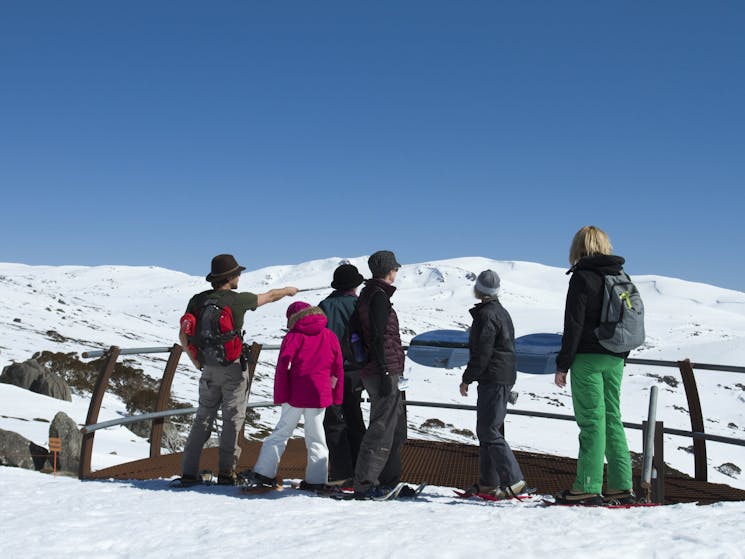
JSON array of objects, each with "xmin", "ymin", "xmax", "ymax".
[{"xmin": 192, "ymin": 290, "xmax": 241, "ymax": 343}]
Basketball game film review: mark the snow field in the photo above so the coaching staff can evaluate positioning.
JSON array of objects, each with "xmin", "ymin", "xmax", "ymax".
[{"xmin": 1, "ymin": 467, "xmax": 744, "ymax": 559}]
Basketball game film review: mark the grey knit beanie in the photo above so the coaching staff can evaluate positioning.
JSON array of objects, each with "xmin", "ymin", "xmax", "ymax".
[{"xmin": 475, "ymin": 269, "xmax": 500, "ymax": 297}]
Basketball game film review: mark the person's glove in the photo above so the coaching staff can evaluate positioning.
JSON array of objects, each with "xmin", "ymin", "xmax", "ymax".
[{"xmin": 379, "ymin": 372, "xmax": 393, "ymax": 396}]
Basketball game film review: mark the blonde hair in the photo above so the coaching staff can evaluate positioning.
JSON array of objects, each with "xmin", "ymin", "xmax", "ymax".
[{"xmin": 569, "ymin": 225, "xmax": 613, "ymax": 265}]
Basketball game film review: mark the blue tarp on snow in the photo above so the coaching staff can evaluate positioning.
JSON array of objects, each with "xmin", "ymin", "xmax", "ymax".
[
  {"xmin": 515, "ymin": 333, "xmax": 562, "ymax": 374},
  {"xmin": 408, "ymin": 329, "xmax": 469, "ymax": 369},
  {"xmin": 407, "ymin": 330, "xmax": 562, "ymax": 374}
]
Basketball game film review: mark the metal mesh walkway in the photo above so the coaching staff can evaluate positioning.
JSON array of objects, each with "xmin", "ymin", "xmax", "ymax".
[{"xmin": 86, "ymin": 438, "xmax": 745, "ymax": 505}]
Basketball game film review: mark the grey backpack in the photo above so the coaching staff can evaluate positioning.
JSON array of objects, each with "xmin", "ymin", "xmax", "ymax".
[{"xmin": 594, "ymin": 271, "xmax": 645, "ymax": 353}]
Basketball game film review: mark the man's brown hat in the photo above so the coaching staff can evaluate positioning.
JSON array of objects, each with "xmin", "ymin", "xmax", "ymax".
[{"xmin": 206, "ymin": 254, "xmax": 246, "ymax": 282}]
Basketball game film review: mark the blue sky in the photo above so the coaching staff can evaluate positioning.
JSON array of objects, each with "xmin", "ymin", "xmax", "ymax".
[{"xmin": 1, "ymin": 1, "xmax": 744, "ymax": 291}]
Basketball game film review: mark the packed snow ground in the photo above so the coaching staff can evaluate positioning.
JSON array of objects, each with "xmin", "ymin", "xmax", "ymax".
[
  {"xmin": 2, "ymin": 467, "xmax": 744, "ymax": 559},
  {"xmin": 2, "ymin": 257, "xmax": 745, "ymax": 558}
]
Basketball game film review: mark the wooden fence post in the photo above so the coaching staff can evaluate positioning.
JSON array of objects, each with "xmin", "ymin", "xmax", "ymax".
[
  {"xmin": 678, "ymin": 359, "xmax": 707, "ymax": 481},
  {"xmin": 149, "ymin": 344, "xmax": 183, "ymax": 458},
  {"xmin": 79, "ymin": 347, "xmax": 120, "ymax": 479}
]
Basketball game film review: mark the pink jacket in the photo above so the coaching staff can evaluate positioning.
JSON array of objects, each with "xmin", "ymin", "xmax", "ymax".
[{"xmin": 274, "ymin": 307, "xmax": 344, "ymax": 408}]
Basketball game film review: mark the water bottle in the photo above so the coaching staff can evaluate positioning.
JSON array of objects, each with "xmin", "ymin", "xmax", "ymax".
[
  {"xmin": 398, "ymin": 366, "xmax": 411, "ymax": 391},
  {"xmin": 351, "ymin": 333, "xmax": 367, "ymax": 363}
]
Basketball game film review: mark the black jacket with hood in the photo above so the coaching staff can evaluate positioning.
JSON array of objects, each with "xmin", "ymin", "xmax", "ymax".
[{"xmin": 556, "ymin": 254, "xmax": 630, "ymax": 372}]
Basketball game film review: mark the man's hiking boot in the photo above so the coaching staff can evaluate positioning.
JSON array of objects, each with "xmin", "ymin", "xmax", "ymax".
[
  {"xmin": 217, "ymin": 471, "xmax": 237, "ymax": 486},
  {"xmin": 172, "ymin": 474, "xmax": 202, "ymax": 487},
  {"xmin": 326, "ymin": 477, "xmax": 353, "ymax": 487},
  {"xmin": 604, "ymin": 489, "xmax": 637, "ymax": 505},
  {"xmin": 554, "ymin": 489, "xmax": 604, "ymax": 506}
]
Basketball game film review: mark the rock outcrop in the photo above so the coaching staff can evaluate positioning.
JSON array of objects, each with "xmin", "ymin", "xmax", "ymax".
[
  {"xmin": 49, "ymin": 412, "xmax": 83, "ymax": 473},
  {"xmin": 0, "ymin": 359, "xmax": 72, "ymax": 401},
  {"xmin": 0, "ymin": 428, "xmax": 50, "ymax": 470}
]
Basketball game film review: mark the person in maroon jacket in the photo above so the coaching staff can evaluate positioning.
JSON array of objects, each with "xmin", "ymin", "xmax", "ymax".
[{"xmin": 352, "ymin": 250, "xmax": 408, "ymax": 499}]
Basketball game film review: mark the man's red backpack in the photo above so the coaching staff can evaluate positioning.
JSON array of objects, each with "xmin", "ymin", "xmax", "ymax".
[{"xmin": 180, "ymin": 291, "xmax": 243, "ymax": 367}]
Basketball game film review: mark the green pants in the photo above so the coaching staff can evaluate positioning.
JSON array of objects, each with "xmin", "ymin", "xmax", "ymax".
[{"xmin": 570, "ymin": 353, "xmax": 632, "ymax": 494}]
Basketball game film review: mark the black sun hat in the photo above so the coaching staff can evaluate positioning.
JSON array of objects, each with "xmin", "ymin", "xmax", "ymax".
[
  {"xmin": 206, "ymin": 254, "xmax": 246, "ymax": 282},
  {"xmin": 331, "ymin": 264, "xmax": 364, "ymax": 290}
]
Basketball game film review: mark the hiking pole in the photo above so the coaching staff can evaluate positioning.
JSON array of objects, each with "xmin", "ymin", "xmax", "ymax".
[
  {"xmin": 296, "ymin": 287, "xmax": 329, "ymax": 293},
  {"xmin": 641, "ymin": 385, "xmax": 659, "ymax": 503}
]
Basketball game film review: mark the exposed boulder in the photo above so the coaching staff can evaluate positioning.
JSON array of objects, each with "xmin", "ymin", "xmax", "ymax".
[
  {"xmin": 0, "ymin": 359, "xmax": 72, "ymax": 402},
  {"xmin": 49, "ymin": 412, "xmax": 82, "ymax": 473},
  {"xmin": 127, "ymin": 419, "xmax": 150, "ymax": 440},
  {"xmin": 0, "ymin": 428, "xmax": 50, "ymax": 470}
]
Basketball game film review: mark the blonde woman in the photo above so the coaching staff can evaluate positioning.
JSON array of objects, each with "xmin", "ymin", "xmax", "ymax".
[{"xmin": 554, "ymin": 226, "xmax": 634, "ymax": 505}]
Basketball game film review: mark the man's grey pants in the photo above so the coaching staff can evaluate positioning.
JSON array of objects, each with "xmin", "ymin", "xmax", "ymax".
[
  {"xmin": 476, "ymin": 381, "xmax": 524, "ymax": 487},
  {"xmin": 181, "ymin": 362, "xmax": 248, "ymax": 476},
  {"xmin": 354, "ymin": 374, "xmax": 405, "ymax": 493}
]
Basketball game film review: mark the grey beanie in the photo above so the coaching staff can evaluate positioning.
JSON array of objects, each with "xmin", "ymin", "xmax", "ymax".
[
  {"xmin": 368, "ymin": 250, "xmax": 401, "ymax": 278},
  {"xmin": 475, "ymin": 269, "xmax": 500, "ymax": 296}
]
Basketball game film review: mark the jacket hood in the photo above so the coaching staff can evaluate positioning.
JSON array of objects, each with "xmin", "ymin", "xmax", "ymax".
[
  {"xmin": 569, "ymin": 254, "xmax": 625, "ymax": 276},
  {"xmin": 470, "ymin": 297, "xmax": 500, "ymax": 318},
  {"xmin": 288, "ymin": 306, "xmax": 328, "ymax": 334}
]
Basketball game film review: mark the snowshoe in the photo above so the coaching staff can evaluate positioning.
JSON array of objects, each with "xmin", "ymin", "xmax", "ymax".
[
  {"xmin": 168, "ymin": 470, "xmax": 214, "ymax": 488},
  {"xmin": 550, "ymin": 490, "xmax": 605, "ymax": 506},
  {"xmin": 604, "ymin": 489, "xmax": 637, "ymax": 506},
  {"xmin": 238, "ymin": 470, "xmax": 281, "ymax": 493}
]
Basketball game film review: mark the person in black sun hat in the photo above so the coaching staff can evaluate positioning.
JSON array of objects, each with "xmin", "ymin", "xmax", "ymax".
[{"xmin": 318, "ymin": 262, "xmax": 367, "ymax": 485}]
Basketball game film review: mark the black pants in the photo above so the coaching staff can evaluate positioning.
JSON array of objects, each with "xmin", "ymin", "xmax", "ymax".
[
  {"xmin": 323, "ymin": 370, "xmax": 367, "ymax": 481},
  {"xmin": 353, "ymin": 374, "xmax": 406, "ymax": 492},
  {"xmin": 379, "ymin": 390, "xmax": 408, "ymax": 487},
  {"xmin": 476, "ymin": 381, "xmax": 524, "ymax": 487}
]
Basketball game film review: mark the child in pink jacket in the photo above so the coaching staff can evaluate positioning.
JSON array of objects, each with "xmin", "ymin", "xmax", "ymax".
[{"xmin": 251, "ymin": 301, "xmax": 344, "ymax": 488}]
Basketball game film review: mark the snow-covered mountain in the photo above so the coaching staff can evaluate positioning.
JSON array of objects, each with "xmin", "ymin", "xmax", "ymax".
[{"xmin": 2, "ymin": 257, "xmax": 745, "ymax": 487}]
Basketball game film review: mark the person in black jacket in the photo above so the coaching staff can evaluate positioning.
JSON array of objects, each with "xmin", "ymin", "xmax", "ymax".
[
  {"xmin": 318, "ymin": 263, "xmax": 366, "ymax": 485},
  {"xmin": 459, "ymin": 269, "xmax": 526, "ymax": 498},
  {"xmin": 553, "ymin": 225, "xmax": 634, "ymax": 506}
]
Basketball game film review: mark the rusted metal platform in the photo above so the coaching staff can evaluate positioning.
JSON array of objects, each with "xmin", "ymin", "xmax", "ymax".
[{"xmin": 86, "ymin": 439, "xmax": 745, "ymax": 505}]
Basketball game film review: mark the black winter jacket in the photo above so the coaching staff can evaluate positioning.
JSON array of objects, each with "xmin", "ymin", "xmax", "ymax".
[
  {"xmin": 462, "ymin": 298, "xmax": 517, "ymax": 386},
  {"xmin": 556, "ymin": 254, "xmax": 630, "ymax": 372}
]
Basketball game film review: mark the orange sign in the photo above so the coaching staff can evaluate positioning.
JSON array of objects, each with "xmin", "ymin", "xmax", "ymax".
[{"xmin": 49, "ymin": 437, "xmax": 62, "ymax": 453}]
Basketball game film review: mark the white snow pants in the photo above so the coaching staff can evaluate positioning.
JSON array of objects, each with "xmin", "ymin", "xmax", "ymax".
[{"xmin": 253, "ymin": 403, "xmax": 329, "ymax": 484}]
